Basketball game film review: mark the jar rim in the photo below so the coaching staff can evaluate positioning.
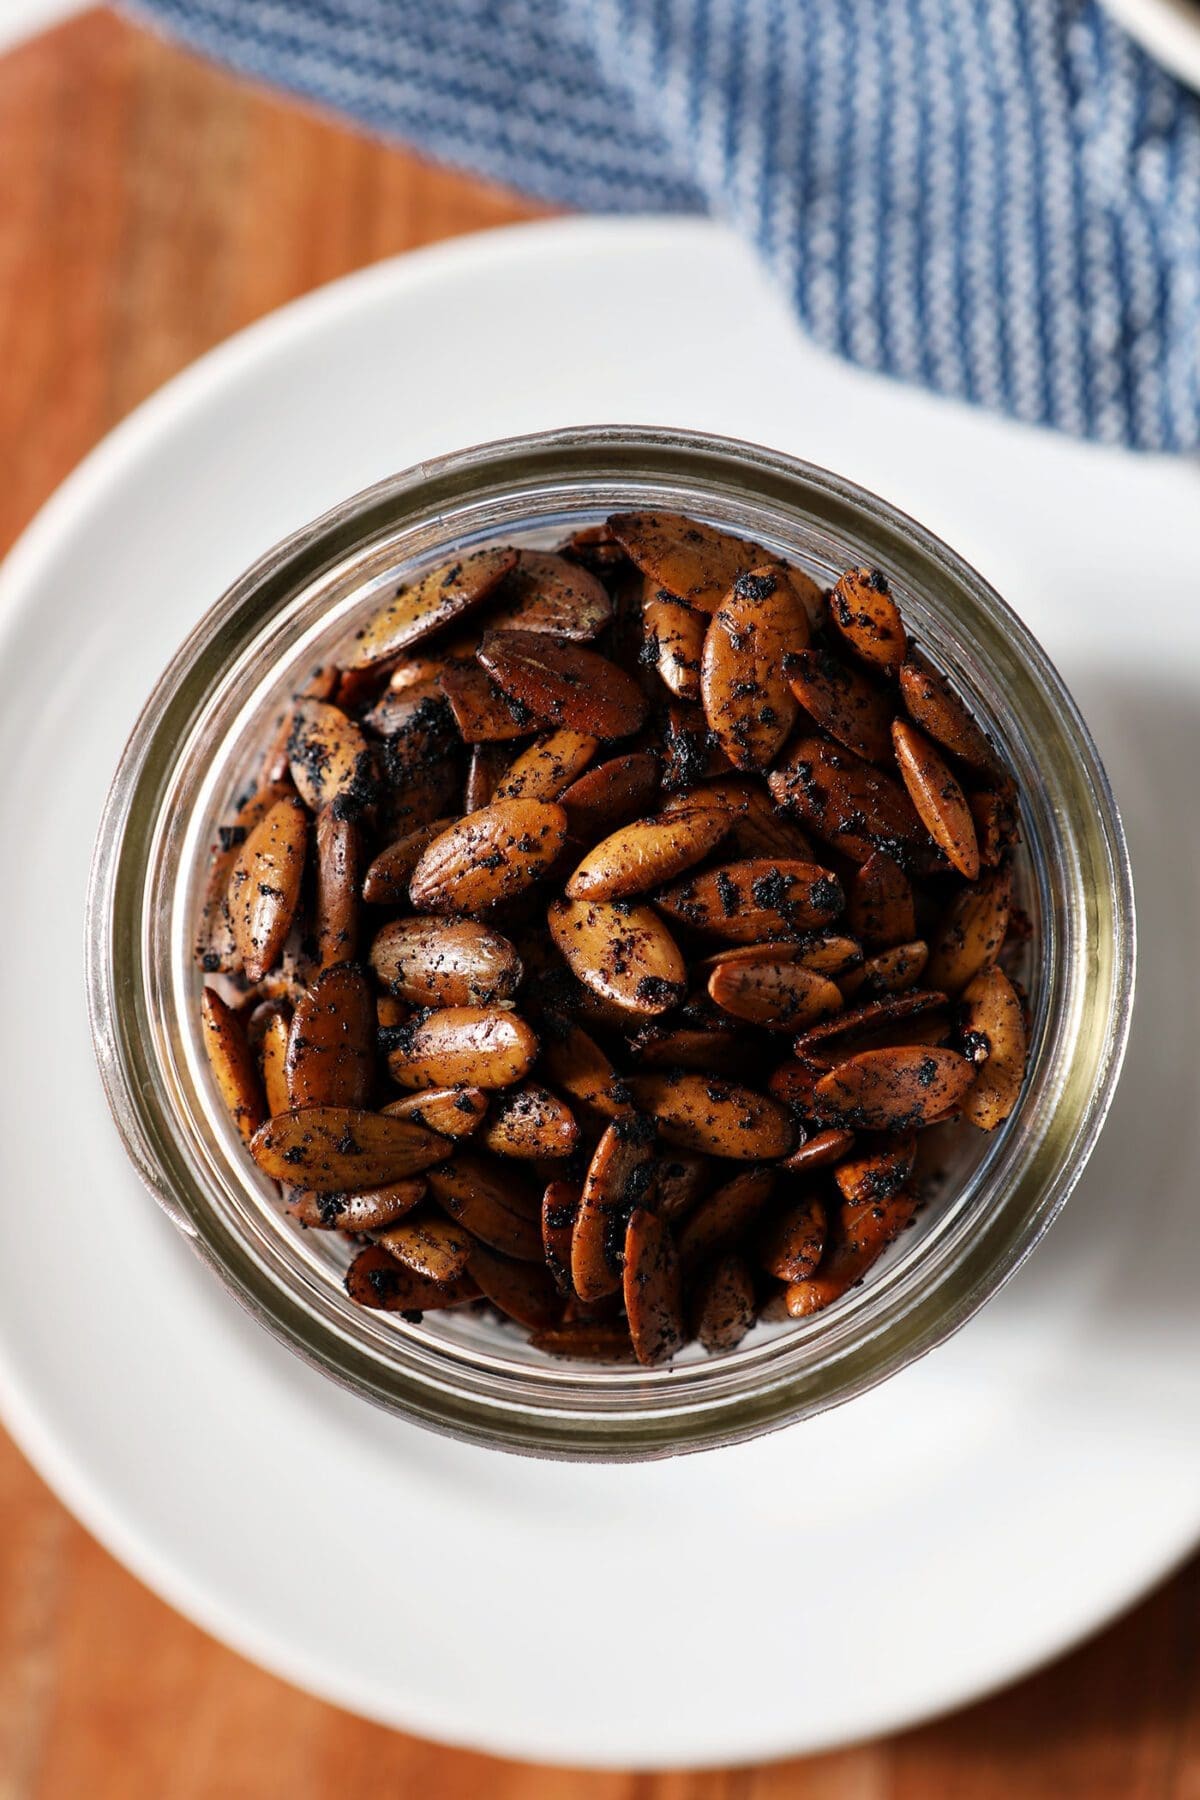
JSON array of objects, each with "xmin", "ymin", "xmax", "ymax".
[{"xmin": 86, "ymin": 425, "xmax": 1136, "ymax": 1459}]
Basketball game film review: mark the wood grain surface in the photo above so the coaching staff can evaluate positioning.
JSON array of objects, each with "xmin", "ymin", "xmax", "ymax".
[{"xmin": 2, "ymin": 12, "xmax": 1199, "ymax": 1797}]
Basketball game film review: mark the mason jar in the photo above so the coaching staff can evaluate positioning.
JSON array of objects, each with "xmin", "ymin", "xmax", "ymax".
[{"xmin": 86, "ymin": 426, "xmax": 1135, "ymax": 1459}]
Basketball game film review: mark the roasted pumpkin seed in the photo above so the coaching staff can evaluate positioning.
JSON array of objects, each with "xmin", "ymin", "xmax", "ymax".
[
  {"xmin": 656, "ymin": 858, "xmax": 843, "ymax": 941},
  {"xmin": 369, "ymin": 916, "xmax": 522, "ymax": 1007},
  {"xmin": 624, "ymin": 1208, "xmax": 685, "ymax": 1365},
  {"xmin": 250, "ymin": 1107, "xmax": 452, "ymax": 1191},
  {"xmin": 408, "ymin": 800, "xmax": 567, "ymax": 913},
  {"xmin": 201, "ymin": 988, "xmax": 266, "ymax": 1142},
  {"xmin": 285, "ymin": 963, "xmax": 374, "ymax": 1109},
  {"xmin": 959, "ymin": 966, "xmax": 1028, "ymax": 1130},
  {"xmin": 480, "ymin": 1084, "xmax": 579, "ymax": 1159},
  {"xmin": 814, "ymin": 1047, "xmax": 975, "ymax": 1130},
  {"xmin": 572, "ymin": 1117, "xmax": 658, "ymax": 1302},
  {"xmin": 479, "ymin": 631, "xmax": 647, "ymax": 739},
  {"xmin": 628, "ymin": 1073, "xmax": 794, "ymax": 1159},
  {"xmin": 227, "ymin": 796, "xmax": 308, "ymax": 984},
  {"xmin": 828, "ymin": 567, "xmax": 907, "ymax": 674},
  {"xmin": 693, "ymin": 1254, "xmax": 757, "ymax": 1353},
  {"xmin": 288, "ymin": 1180, "xmax": 425, "ymax": 1232},
  {"xmin": 700, "ymin": 566, "xmax": 807, "ymax": 771},
  {"xmin": 375, "ymin": 1213, "xmax": 473, "ymax": 1283},
  {"xmin": 548, "ymin": 897, "xmax": 686, "ymax": 1015},
  {"xmin": 757, "ymin": 1192, "xmax": 827, "ymax": 1282},
  {"xmin": 343, "ymin": 545, "xmax": 518, "ymax": 667},
  {"xmin": 386, "ymin": 1007, "xmax": 538, "ymax": 1091},
  {"xmin": 891, "ymin": 717, "xmax": 980, "ymax": 880},
  {"xmin": 565, "ymin": 806, "xmax": 730, "ymax": 902},
  {"xmin": 202, "ymin": 511, "xmax": 1032, "ymax": 1357},
  {"xmin": 345, "ymin": 1244, "xmax": 480, "ymax": 1312}
]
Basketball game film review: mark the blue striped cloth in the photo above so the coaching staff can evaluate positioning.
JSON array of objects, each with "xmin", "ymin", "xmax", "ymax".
[{"xmin": 131, "ymin": 0, "xmax": 1200, "ymax": 451}]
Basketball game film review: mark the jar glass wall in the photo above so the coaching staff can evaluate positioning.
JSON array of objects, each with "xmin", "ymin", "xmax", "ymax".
[{"xmin": 86, "ymin": 427, "xmax": 1135, "ymax": 1459}]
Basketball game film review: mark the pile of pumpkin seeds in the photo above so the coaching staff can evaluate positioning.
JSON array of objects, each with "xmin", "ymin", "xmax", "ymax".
[{"xmin": 197, "ymin": 512, "xmax": 1030, "ymax": 1365}]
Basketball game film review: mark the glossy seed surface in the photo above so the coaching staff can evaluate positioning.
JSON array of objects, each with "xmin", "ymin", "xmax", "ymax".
[{"xmin": 201, "ymin": 509, "xmax": 1031, "ymax": 1360}]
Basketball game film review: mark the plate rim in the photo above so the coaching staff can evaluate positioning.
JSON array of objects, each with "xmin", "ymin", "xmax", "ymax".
[{"xmin": 0, "ymin": 212, "xmax": 1194, "ymax": 1766}]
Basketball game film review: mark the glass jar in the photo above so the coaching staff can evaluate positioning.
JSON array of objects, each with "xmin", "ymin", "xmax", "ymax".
[{"xmin": 86, "ymin": 427, "xmax": 1135, "ymax": 1460}]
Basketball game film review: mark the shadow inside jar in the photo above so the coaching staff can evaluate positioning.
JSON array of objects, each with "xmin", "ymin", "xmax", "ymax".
[{"xmin": 984, "ymin": 666, "xmax": 1200, "ymax": 1357}]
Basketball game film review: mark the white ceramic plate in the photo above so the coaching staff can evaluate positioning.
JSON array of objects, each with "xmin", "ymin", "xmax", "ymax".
[
  {"xmin": 1, "ymin": 218, "xmax": 1198, "ymax": 1768},
  {"xmin": 1100, "ymin": 0, "xmax": 1200, "ymax": 90}
]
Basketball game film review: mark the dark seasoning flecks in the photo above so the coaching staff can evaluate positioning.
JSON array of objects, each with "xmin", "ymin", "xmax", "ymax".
[{"xmin": 197, "ymin": 510, "xmax": 1031, "ymax": 1366}]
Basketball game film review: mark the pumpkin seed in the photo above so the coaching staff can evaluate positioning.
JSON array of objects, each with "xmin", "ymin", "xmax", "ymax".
[
  {"xmin": 201, "ymin": 988, "xmax": 266, "ymax": 1142},
  {"xmin": 463, "ymin": 742, "xmax": 509, "ymax": 812},
  {"xmin": 608, "ymin": 511, "xmax": 773, "ymax": 613},
  {"xmin": 529, "ymin": 1322, "xmax": 635, "ymax": 1361},
  {"xmin": 707, "ymin": 957, "xmax": 845, "ymax": 1030},
  {"xmin": 969, "ymin": 784, "xmax": 1020, "ymax": 866},
  {"xmin": 409, "ymin": 800, "xmax": 568, "ymax": 912},
  {"xmin": 375, "ymin": 1213, "xmax": 473, "ymax": 1283},
  {"xmin": 784, "ymin": 644, "xmax": 894, "ymax": 763},
  {"xmin": 572, "ymin": 1117, "xmax": 658, "ymax": 1301},
  {"xmin": 693, "ymin": 1255, "xmax": 757, "ymax": 1353},
  {"xmin": 926, "ymin": 866, "xmax": 1012, "ymax": 994},
  {"xmin": 478, "ymin": 631, "xmax": 648, "ymax": 738},
  {"xmin": 254, "ymin": 1004, "xmax": 293, "ymax": 1119},
  {"xmin": 343, "ymin": 545, "xmax": 518, "ymax": 667},
  {"xmin": 785, "ymin": 1188, "xmax": 917, "ymax": 1317},
  {"xmin": 959, "ymin": 967, "xmax": 1028, "ymax": 1130},
  {"xmin": 891, "ymin": 717, "xmax": 980, "ymax": 880},
  {"xmin": 660, "ymin": 699, "xmax": 732, "ymax": 790},
  {"xmin": 560, "ymin": 750, "xmax": 660, "ymax": 838},
  {"xmin": 627, "ymin": 1073, "xmax": 794, "ymax": 1158},
  {"xmin": 653, "ymin": 1153, "xmax": 711, "ymax": 1221},
  {"xmin": 700, "ymin": 566, "xmax": 807, "ymax": 770},
  {"xmin": 642, "ymin": 591, "xmax": 707, "ymax": 701},
  {"xmin": 386, "ymin": 1007, "xmax": 538, "ymax": 1091},
  {"xmin": 624, "ymin": 1208, "xmax": 685, "ymax": 1365},
  {"xmin": 781, "ymin": 1128, "xmax": 856, "ymax": 1173},
  {"xmin": 828, "ymin": 567, "xmax": 907, "ymax": 674},
  {"xmin": 833, "ymin": 1133, "xmax": 917, "ymax": 1204},
  {"xmin": 899, "ymin": 652, "xmax": 998, "ymax": 771},
  {"xmin": 839, "ymin": 940, "xmax": 929, "ymax": 1000},
  {"xmin": 438, "ymin": 660, "xmax": 531, "ymax": 743},
  {"xmin": 664, "ymin": 779, "xmax": 815, "ymax": 860},
  {"xmin": 846, "ymin": 851, "xmax": 916, "ymax": 949},
  {"xmin": 757, "ymin": 1193, "xmax": 827, "ymax": 1282},
  {"xmin": 542, "ymin": 1180, "xmax": 581, "ymax": 1293},
  {"xmin": 631, "ymin": 1025, "xmax": 744, "ymax": 1073},
  {"xmin": 369, "ymin": 916, "xmax": 522, "ymax": 1007},
  {"xmin": 791, "ymin": 989, "xmax": 949, "ymax": 1061},
  {"xmin": 195, "ymin": 781, "xmax": 292, "ymax": 972},
  {"xmin": 314, "ymin": 809, "xmax": 361, "ymax": 968},
  {"xmin": 285, "ymin": 963, "xmax": 374, "ymax": 1109},
  {"xmin": 250, "ymin": 1106, "xmax": 452, "ymax": 1190},
  {"xmin": 382, "ymin": 1087, "xmax": 488, "ymax": 1137},
  {"xmin": 263, "ymin": 667, "xmax": 338, "ymax": 783},
  {"xmin": 539, "ymin": 1017, "xmax": 629, "ymax": 1117},
  {"xmin": 287, "ymin": 699, "xmax": 372, "ymax": 814},
  {"xmin": 814, "ymin": 1047, "xmax": 975, "ymax": 1129},
  {"xmin": 362, "ymin": 818, "xmax": 455, "ymax": 905},
  {"xmin": 656, "ymin": 858, "xmax": 843, "ymax": 941},
  {"xmin": 426, "ymin": 1157, "xmax": 543, "ymax": 1259},
  {"xmin": 481, "ymin": 1085, "xmax": 579, "ymax": 1159},
  {"xmin": 677, "ymin": 1166, "xmax": 777, "ymax": 1266},
  {"xmin": 345, "ymin": 1244, "xmax": 480, "ymax": 1312},
  {"xmin": 492, "ymin": 729, "xmax": 598, "ymax": 802},
  {"xmin": 467, "ymin": 1238, "xmax": 563, "ymax": 1329},
  {"xmin": 768, "ymin": 735, "xmax": 936, "ymax": 871},
  {"xmin": 548, "ymin": 897, "xmax": 686, "ymax": 1015},
  {"xmin": 227, "ymin": 796, "xmax": 308, "ymax": 983},
  {"xmin": 485, "ymin": 549, "xmax": 613, "ymax": 639},
  {"xmin": 565, "ymin": 806, "xmax": 730, "ymax": 902},
  {"xmin": 288, "ymin": 1180, "xmax": 425, "ymax": 1232}
]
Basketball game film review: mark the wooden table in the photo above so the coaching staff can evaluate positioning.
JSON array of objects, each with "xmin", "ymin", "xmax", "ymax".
[{"xmin": 2, "ymin": 12, "xmax": 1198, "ymax": 1795}]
